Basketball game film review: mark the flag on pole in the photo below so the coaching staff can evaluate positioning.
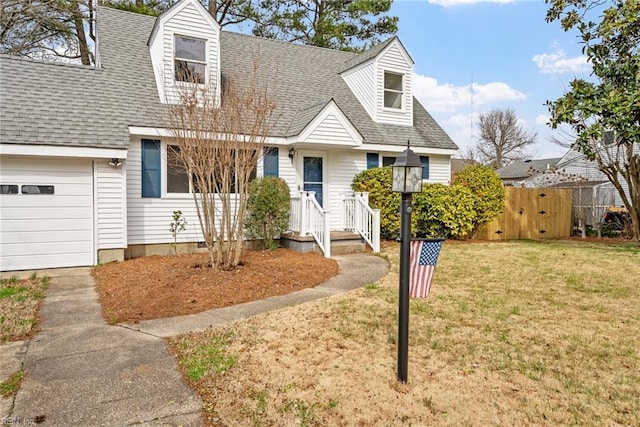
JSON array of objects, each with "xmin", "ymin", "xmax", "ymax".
[{"xmin": 409, "ymin": 239, "xmax": 443, "ymax": 298}]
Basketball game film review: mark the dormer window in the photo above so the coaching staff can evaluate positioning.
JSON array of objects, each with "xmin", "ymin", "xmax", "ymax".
[
  {"xmin": 174, "ymin": 35, "xmax": 206, "ymax": 84},
  {"xmin": 384, "ymin": 72, "xmax": 403, "ymax": 109}
]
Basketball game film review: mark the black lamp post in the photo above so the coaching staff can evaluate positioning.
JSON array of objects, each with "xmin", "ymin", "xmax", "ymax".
[{"xmin": 392, "ymin": 142, "xmax": 423, "ymax": 384}]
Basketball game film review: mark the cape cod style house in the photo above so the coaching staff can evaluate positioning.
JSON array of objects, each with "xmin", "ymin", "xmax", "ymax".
[{"xmin": 0, "ymin": 0, "xmax": 458, "ymax": 271}]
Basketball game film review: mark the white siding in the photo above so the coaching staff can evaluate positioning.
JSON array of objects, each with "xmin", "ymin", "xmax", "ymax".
[
  {"xmin": 375, "ymin": 44, "xmax": 413, "ymax": 126},
  {"xmin": 558, "ymin": 147, "xmax": 635, "ymax": 208},
  {"xmin": 327, "ymin": 150, "xmax": 368, "ymax": 229},
  {"xmin": 558, "ymin": 150, "xmax": 608, "ymax": 181},
  {"xmin": 425, "ymin": 155, "xmax": 451, "ymax": 184},
  {"xmin": 127, "ymin": 139, "xmax": 205, "ymax": 244},
  {"xmin": 378, "ymin": 152, "xmax": 451, "ymax": 185},
  {"xmin": 274, "ymin": 149, "xmax": 298, "ymax": 198},
  {"xmin": 149, "ymin": 0, "xmax": 221, "ymax": 105},
  {"xmin": 95, "ymin": 160, "xmax": 126, "ymax": 249},
  {"xmin": 0, "ymin": 156, "xmax": 94, "ymax": 270},
  {"xmin": 342, "ymin": 62, "xmax": 376, "ymax": 120},
  {"xmin": 304, "ymin": 113, "xmax": 359, "ymax": 145}
]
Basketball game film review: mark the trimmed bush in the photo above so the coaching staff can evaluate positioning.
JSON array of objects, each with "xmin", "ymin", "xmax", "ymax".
[
  {"xmin": 452, "ymin": 165, "xmax": 505, "ymax": 234},
  {"xmin": 245, "ymin": 177, "xmax": 291, "ymax": 249},
  {"xmin": 414, "ymin": 184, "xmax": 477, "ymax": 238},
  {"xmin": 352, "ymin": 167, "xmax": 403, "ymax": 238}
]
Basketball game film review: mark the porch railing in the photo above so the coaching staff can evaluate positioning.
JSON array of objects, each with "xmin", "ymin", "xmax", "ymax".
[
  {"xmin": 343, "ymin": 192, "xmax": 380, "ymax": 253},
  {"xmin": 289, "ymin": 191, "xmax": 331, "ymax": 258}
]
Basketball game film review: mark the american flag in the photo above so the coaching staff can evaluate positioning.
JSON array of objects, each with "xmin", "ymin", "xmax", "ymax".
[{"xmin": 409, "ymin": 239, "xmax": 443, "ymax": 298}]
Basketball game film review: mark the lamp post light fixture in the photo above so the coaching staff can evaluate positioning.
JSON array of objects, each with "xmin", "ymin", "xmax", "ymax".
[{"xmin": 392, "ymin": 141, "xmax": 423, "ymax": 384}]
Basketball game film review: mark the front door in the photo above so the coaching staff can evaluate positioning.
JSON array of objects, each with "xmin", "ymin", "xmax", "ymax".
[{"xmin": 301, "ymin": 151, "xmax": 327, "ymax": 208}]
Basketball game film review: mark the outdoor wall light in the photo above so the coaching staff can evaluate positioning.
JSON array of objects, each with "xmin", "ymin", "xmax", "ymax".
[
  {"xmin": 108, "ymin": 158, "xmax": 123, "ymax": 167},
  {"xmin": 288, "ymin": 148, "xmax": 296, "ymax": 159}
]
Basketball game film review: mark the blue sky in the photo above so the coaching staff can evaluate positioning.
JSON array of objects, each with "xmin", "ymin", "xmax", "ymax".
[{"xmin": 391, "ymin": 0, "xmax": 592, "ymax": 159}]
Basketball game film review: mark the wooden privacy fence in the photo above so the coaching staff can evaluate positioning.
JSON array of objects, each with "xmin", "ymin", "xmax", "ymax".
[{"xmin": 477, "ymin": 187, "xmax": 573, "ymax": 240}]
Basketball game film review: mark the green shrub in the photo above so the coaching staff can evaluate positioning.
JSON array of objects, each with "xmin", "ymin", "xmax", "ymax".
[
  {"xmin": 414, "ymin": 184, "xmax": 477, "ymax": 238},
  {"xmin": 245, "ymin": 177, "xmax": 291, "ymax": 249},
  {"xmin": 352, "ymin": 167, "xmax": 404, "ymax": 238},
  {"xmin": 452, "ymin": 165, "xmax": 504, "ymax": 233}
]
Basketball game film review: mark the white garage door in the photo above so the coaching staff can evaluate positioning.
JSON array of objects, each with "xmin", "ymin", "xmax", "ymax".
[{"xmin": 0, "ymin": 156, "xmax": 94, "ymax": 271}]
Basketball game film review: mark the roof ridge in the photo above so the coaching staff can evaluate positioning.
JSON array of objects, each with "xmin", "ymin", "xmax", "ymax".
[
  {"xmin": 338, "ymin": 35, "xmax": 397, "ymax": 73},
  {"xmin": 221, "ymin": 30, "xmax": 358, "ymax": 59},
  {"xmin": 97, "ymin": 5, "xmax": 156, "ymax": 19}
]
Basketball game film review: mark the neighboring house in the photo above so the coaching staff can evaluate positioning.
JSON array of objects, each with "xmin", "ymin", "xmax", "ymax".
[
  {"xmin": 0, "ymin": 0, "xmax": 457, "ymax": 271},
  {"xmin": 555, "ymin": 148, "xmax": 629, "ymax": 208},
  {"xmin": 496, "ymin": 158, "xmax": 562, "ymax": 187}
]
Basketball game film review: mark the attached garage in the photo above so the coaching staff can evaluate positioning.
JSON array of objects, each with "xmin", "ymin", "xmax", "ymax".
[{"xmin": 0, "ymin": 156, "xmax": 95, "ymax": 271}]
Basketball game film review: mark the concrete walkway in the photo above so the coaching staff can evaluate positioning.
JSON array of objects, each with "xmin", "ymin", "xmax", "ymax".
[{"xmin": 2, "ymin": 254, "xmax": 389, "ymax": 426}]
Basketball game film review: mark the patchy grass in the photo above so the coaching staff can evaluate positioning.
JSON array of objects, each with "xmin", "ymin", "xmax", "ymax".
[
  {"xmin": 0, "ymin": 371, "xmax": 25, "ymax": 398},
  {"xmin": 0, "ymin": 275, "xmax": 48, "ymax": 343},
  {"xmin": 172, "ymin": 331, "xmax": 238, "ymax": 382},
  {"xmin": 170, "ymin": 240, "xmax": 640, "ymax": 426}
]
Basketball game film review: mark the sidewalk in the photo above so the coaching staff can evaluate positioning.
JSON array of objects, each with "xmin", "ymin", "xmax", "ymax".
[{"xmin": 2, "ymin": 253, "xmax": 389, "ymax": 426}]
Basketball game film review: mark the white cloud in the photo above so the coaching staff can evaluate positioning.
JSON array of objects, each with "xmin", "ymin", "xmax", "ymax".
[
  {"xmin": 474, "ymin": 82, "xmax": 528, "ymax": 105},
  {"xmin": 427, "ymin": 0, "xmax": 513, "ymax": 6},
  {"xmin": 413, "ymin": 73, "xmax": 527, "ymax": 113},
  {"xmin": 535, "ymin": 114, "xmax": 550, "ymax": 126},
  {"xmin": 532, "ymin": 48, "xmax": 589, "ymax": 74},
  {"xmin": 446, "ymin": 113, "xmax": 474, "ymax": 128}
]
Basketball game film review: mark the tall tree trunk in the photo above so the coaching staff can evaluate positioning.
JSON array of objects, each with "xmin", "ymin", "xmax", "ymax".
[{"xmin": 70, "ymin": 0, "xmax": 91, "ymax": 65}]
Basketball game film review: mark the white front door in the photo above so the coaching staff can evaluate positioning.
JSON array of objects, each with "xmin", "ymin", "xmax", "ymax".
[{"xmin": 299, "ymin": 150, "xmax": 327, "ymax": 208}]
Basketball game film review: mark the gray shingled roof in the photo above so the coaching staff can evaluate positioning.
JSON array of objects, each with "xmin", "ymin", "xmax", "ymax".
[
  {"xmin": 338, "ymin": 36, "xmax": 399, "ymax": 73},
  {"xmin": 496, "ymin": 158, "xmax": 562, "ymax": 179},
  {"xmin": 0, "ymin": 6, "xmax": 457, "ymax": 151}
]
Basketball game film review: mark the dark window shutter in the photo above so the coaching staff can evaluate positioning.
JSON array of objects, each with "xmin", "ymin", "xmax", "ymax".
[
  {"xmin": 420, "ymin": 156, "xmax": 430, "ymax": 180},
  {"xmin": 263, "ymin": 147, "xmax": 279, "ymax": 177},
  {"xmin": 141, "ymin": 139, "xmax": 161, "ymax": 198},
  {"xmin": 366, "ymin": 153, "xmax": 379, "ymax": 169}
]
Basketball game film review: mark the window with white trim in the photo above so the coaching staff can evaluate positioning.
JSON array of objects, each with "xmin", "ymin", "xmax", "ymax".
[
  {"xmin": 174, "ymin": 35, "xmax": 206, "ymax": 84},
  {"xmin": 383, "ymin": 72, "xmax": 403, "ymax": 109},
  {"xmin": 167, "ymin": 146, "xmax": 190, "ymax": 194},
  {"xmin": 141, "ymin": 141, "xmax": 258, "ymax": 197}
]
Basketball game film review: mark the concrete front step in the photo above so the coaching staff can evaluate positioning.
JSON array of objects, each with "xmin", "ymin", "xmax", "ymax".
[{"xmin": 280, "ymin": 231, "xmax": 367, "ymax": 255}]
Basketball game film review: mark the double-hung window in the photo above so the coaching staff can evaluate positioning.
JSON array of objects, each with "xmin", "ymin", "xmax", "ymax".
[
  {"xmin": 383, "ymin": 72, "xmax": 403, "ymax": 109},
  {"xmin": 167, "ymin": 146, "xmax": 190, "ymax": 194},
  {"xmin": 174, "ymin": 35, "xmax": 206, "ymax": 84},
  {"xmin": 141, "ymin": 141, "xmax": 259, "ymax": 197}
]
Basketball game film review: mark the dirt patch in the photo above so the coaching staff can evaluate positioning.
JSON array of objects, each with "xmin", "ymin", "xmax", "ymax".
[{"xmin": 93, "ymin": 249, "xmax": 339, "ymax": 323}]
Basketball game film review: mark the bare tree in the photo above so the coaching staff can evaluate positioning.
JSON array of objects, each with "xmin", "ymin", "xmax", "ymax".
[
  {"xmin": 165, "ymin": 61, "xmax": 278, "ymax": 270},
  {"xmin": 474, "ymin": 108, "xmax": 536, "ymax": 168},
  {"xmin": 0, "ymin": 0, "xmax": 95, "ymax": 65}
]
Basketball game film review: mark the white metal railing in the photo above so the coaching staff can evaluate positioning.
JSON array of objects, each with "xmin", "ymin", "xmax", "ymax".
[
  {"xmin": 343, "ymin": 192, "xmax": 380, "ymax": 253},
  {"xmin": 288, "ymin": 191, "xmax": 331, "ymax": 258}
]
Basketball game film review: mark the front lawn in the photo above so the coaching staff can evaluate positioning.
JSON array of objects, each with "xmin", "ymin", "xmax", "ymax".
[
  {"xmin": 170, "ymin": 240, "xmax": 640, "ymax": 426},
  {"xmin": 0, "ymin": 274, "xmax": 48, "ymax": 343}
]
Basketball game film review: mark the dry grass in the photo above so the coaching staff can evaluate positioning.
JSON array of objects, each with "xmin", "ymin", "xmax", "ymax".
[
  {"xmin": 170, "ymin": 240, "xmax": 640, "ymax": 426},
  {"xmin": 0, "ymin": 275, "xmax": 48, "ymax": 343}
]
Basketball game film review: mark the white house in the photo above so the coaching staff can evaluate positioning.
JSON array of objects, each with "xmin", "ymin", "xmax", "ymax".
[
  {"xmin": 0, "ymin": 0, "xmax": 458, "ymax": 271},
  {"xmin": 555, "ymin": 147, "xmax": 631, "ymax": 208}
]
